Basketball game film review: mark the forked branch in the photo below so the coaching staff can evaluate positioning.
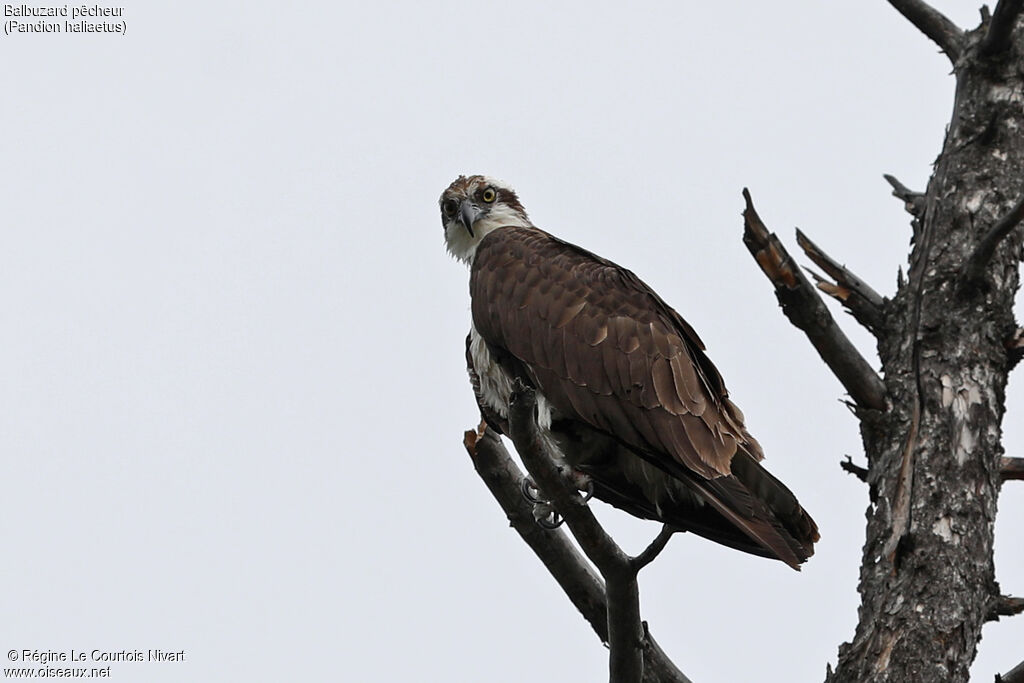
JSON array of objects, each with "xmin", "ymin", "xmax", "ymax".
[
  {"xmin": 796, "ymin": 229, "xmax": 886, "ymax": 335},
  {"xmin": 465, "ymin": 426, "xmax": 608, "ymax": 637},
  {"xmin": 632, "ymin": 525, "xmax": 677, "ymax": 571},
  {"xmin": 505, "ymin": 383, "xmax": 629, "ymax": 573},
  {"xmin": 980, "ymin": 0, "xmax": 1024, "ymax": 57},
  {"xmin": 887, "ymin": 0, "xmax": 964, "ymax": 63},
  {"xmin": 503, "ymin": 382, "xmax": 688, "ymax": 683},
  {"xmin": 741, "ymin": 189, "xmax": 887, "ymax": 411},
  {"xmin": 463, "ymin": 426, "xmax": 692, "ymax": 683}
]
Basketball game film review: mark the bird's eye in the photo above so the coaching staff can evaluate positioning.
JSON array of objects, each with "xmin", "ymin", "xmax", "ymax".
[
  {"xmin": 482, "ymin": 188, "xmax": 496, "ymax": 203},
  {"xmin": 442, "ymin": 198, "xmax": 458, "ymax": 217}
]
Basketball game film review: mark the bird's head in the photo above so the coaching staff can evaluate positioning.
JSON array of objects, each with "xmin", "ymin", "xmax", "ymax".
[{"xmin": 440, "ymin": 175, "xmax": 532, "ymax": 264}]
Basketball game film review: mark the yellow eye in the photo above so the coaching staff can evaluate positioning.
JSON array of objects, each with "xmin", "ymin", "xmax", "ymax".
[{"xmin": 482, "ymin": 188, "xmax": 496, "ymax": 203}]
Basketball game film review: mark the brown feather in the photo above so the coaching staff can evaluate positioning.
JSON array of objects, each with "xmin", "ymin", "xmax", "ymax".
[
  {"xmin": 669, "ymin": 354, "xmax": 705, "ymax": 415},
  {"xmin": 554, "ymin": 298, "xmax": 587, "ymax": 329},
  {"xmin": 651, "ymin": 357, "xmax": 687, "ymax": 415},
  {"xmin": 467, "ymin": 225, "xmax": 818, "ymax": 567},
  {"xmin": 613, "ymin": 317, "xmax": 641, "ymax": 354}
]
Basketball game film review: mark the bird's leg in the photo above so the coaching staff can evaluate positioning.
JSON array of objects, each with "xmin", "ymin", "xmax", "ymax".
[
  {"xmin": 532, "ymin": 502, "xmax": 563, "ymax": 529},
  {"xmin": 568, "ymin": 470, "xmax": 594, "ymax": 503},
  {"xmin": 520, "ymin": 470, "xmax": 594, "ymax": 530},
  {"xmin": 522, "ymin": 472, "xmax": 593, "ymax": 505},
  {"xmin": 521, "ymin": 476, "xmax": 564, "ymax": 528}
]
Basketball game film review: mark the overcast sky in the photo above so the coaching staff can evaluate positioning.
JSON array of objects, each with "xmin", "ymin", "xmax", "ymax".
[{"xmin": 2, "ymin": 1, "xmax": 1021, "ymax": 681}]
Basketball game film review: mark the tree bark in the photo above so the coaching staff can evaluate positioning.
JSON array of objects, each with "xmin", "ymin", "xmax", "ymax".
[{"xmin": 823, "ymin": 9, "xmax": 1024, "ymax": 682}]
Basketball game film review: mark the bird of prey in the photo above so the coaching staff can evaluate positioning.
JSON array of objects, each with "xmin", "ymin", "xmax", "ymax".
[{"xmin": 441, "ymin": 174, "xmax": 819, "ymax": 568}]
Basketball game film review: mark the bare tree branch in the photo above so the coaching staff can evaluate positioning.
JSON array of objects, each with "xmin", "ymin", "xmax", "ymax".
[
  {"xmin": 884, "ymin": 173, "xmax": 926, "ymax": 219},
  {"xmin": 987, "ymin": 595, "xmax": 1024, "ymax": 622},
  {"xmin": 644, "ymin": 637, "xmax": 694, "ymax": 683},
  {"xmin": 980, "ymin": 0, "xmax": 1024, "ymax": 57},
  {"xmin": 798, "ymin": 234, "xmax": 885, "ymax": 300},
  {"xmin": 465, "ymin": 426, "xmax": 608, "ymax": 638},
  {"xmin": 887, "ymin": 0, "xmax": 965, "ymax": 62},
  {"xmin": 632, "ymin": 525, "xmax": 677, "ymax": 571},
  {"xmin": 962, "ymin": 194, "xmax": 1024, "ymax": 289},
  {"xmin": 463, "ymin": 426, "xmax": 693, "ymax": 683},
  {"xmin": 796, "ymin": 229, "xmax": 886, "ymax": 335},
  {"xmin": 998, "ymin": 659, "xmax": 1024, "ymax": 683},
  {"xmin": 1002, "ymin": 456, "xmax": 1024, "ymax": 481},
  {"xmin": 504, "ymin": 382, "xmax": 658, "ymax": 683},
  {"xmin": 806, "ymin": 268, "xmax": 886, "ymax": 336},
  {"xmin": 603, "ymin": 566, "xmax": 645, "ymax": 683},
  {"xmin": 741, "ymin": 189, "xmax": 888, "ymax": 411},
  {"xmin": 1008, "ymin": 328, "xmax": 1024, "ymax": 370},
  {"xmin": 505, "ymin": 384, "xmax": 628, "ymax": 573},
  {"xmin": 840, "ymin": 456, "xmax": 869, "ymax": 482}
]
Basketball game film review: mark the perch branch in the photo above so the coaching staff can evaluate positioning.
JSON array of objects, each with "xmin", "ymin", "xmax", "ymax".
[
  {"xmin": 962, "ymin": 194, "xmax": 1024, "ymax": 289},
  {"xmin": 464, "ymin": 426, "xmax": 692, "ymax": 683},
  {"xmin": 505, "ymin": 383, "xmax": 675, "ymax": 683},
  {"xmin": 987, "ymin": 595, "xmax": 1024, "ymax": 622},
  {"xmin": 465, "ymin": 427, "xmax": 607, "ymax": 638},
  {"xmin": 998, "ymin": 659, "xmax": 1024, "ymax": 683},
  {"xmin": 1002, "ymin": 456, "xmax": 1024, "ymax": 481},
  {"xmin": 980, "ymin": 0, "xmax": 1024, "ymax": 57},
  {"xmin": 741, "ymin": 189, "xmax": 888, "ymax": 411},
  {"xmin": 884, "ymin": 174, "xmax": 926, "ymax": 219},
  {"xmin": 796, "ymin": 229, "xmax": 886, "ymax": 334},
  {"xmin": 887, "ymin": 0, "xmax": 964, "ymax": 62},
  {"xmin": 505, "ymin": 383, "xmax": 627, "ymax": 573}
]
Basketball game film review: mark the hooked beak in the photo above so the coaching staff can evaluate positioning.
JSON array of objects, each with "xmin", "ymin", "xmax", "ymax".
[{"xmin": 459, "ymin": 201, "xmax": 481, "ymax": 238}]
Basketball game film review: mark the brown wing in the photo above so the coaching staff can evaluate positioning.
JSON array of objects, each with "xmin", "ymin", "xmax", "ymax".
[
  {"xmin": 470, "ymin": 226, "xmax": 818, "ymax": 567},
  {"xmin": 470, "ymin": 226, "xmax": 758, "ymax": 480}
]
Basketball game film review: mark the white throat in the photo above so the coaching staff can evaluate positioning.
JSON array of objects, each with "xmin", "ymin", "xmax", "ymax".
[{"xmin": 445, "ymin": 204, "xmax": 533, "ymax": 264}]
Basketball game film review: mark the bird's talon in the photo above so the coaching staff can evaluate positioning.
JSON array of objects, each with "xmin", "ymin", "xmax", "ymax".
[
  {"xmin": 533, "ymin": 502, "xmax": 563, "ymax": 529},
  {"xmin": 521, "ymin": 477, "xmax": 546, "ymax": 505},
  {"xmin": 566, "ymin": 470, "xmax": 594, "ymax": 503},
  {"xmin": 578, "ymin": 478, "xmax": 594, "ymax": 504}
]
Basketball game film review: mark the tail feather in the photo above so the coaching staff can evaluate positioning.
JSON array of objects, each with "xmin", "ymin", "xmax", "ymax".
[{"xmin": 580, "ymin": 439, "xmax": 818, "ymax": 569}]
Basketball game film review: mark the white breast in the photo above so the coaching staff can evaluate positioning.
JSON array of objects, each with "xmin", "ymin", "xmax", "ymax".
[{"xmin": 469, "ymin": 325, "xmax": 553, "ymax": 430}]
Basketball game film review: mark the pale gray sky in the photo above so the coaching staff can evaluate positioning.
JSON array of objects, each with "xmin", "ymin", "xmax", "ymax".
[{"xmin": 2, "ymin": 1, "xmax": 1021, "ymax": 681}]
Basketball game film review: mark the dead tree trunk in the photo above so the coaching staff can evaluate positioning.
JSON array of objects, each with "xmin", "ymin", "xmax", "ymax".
[
  {"xmin": 839, "ymin": 19, "xmax": 1022, "ymax": 683},
  {"xmin": 746, "ymin": 3, "xmax": 1024, "ymax": 680},
  {"xmin": 836, "ymin": 5, "xmax": 1024, "ymax": 681}
]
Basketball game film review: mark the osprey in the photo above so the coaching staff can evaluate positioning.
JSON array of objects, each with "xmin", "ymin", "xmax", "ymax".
[{"xmin": 442, "ymin": 174, "xmax": 819, "ymax": 568}]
